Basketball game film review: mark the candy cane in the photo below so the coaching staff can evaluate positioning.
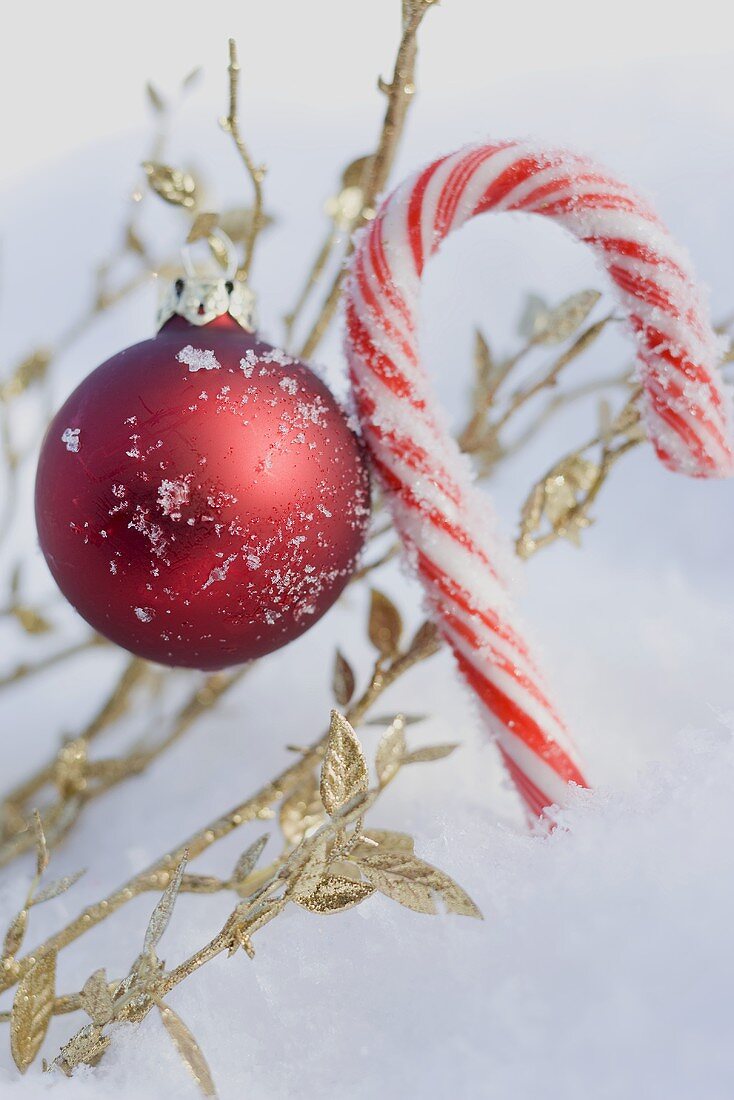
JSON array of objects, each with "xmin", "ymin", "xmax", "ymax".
[{"xmin": 344, "ymin": 140, "xmax": 733, "ymax": 816}]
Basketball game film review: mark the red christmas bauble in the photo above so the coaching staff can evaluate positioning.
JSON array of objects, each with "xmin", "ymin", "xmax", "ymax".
[{"xmin": 35, "ymin": 286, "xmax": 370, "ymax": 669}]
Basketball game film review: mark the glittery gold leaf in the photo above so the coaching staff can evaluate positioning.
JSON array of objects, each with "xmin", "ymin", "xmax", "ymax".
[
  {"xmin": 31, "ymin": 868, "xmax": 85, "ymax": 906},
  {"xmin": 368, "ymin": 589, "xmax": 403, "ymax": 658},
  {"xmin": 287, "ymin": 835, "xmax": 330, "ymax": 900},
  {"xmin": 517, "ymin": 453, "xmax": 600, "ymax": 558},
  {"xmin": 144, "ymin": 853, "xmax": 187, "ymax": 956},
  {"xmin": 402, "ymin": 743, "xmax": 459, "ymax": 765},
  {"xmin": 56, "ymin": 1023, "xmax": 110, "ymax": 1075},
  {"xmin": 142, "ymin": 161, "xmax": 197, "ymax": 209},
  {"xmin": 530, "ymin": 290, "xmax": 602, "ymax": 346},
  {"xmin": 157, "ymin": 1001, "xmax": 217, "ymax": 1098},
  {"xmin": 332, "ymin": 649, "xmax": 356, "ymax": 708},
  {"xmin": 10, "ymin": 950, "xmax": 57, "ymax": 1072},
  {"xmin": 187, "ymin": 211, "xmax": 220, "ymax": 244},
  {"xmin": 294, "ymin": 874, "xmax": 374, "ymax": 914},
  {"xmin": 279, "ymin": 773, "xmax": 325, "ymax": 846},
  {"xmin": 357, "ymin": 851, "xmax": 482, "ymax": 918},
  {"xmin": 231, "ymin": 834, "xmax": 269, "ymax": 885},
  {"xmin": 12, "ymin": 606, "xmax": 53, "ymax": 635},
  {"xmin": 354, "ymin": 829, "xmax": 415, "ymax": 857},
  {"xmin": 2, "ymin": 909, "xmax": 28, "ymax": 960},
  {"xmin": 471, "ymin": 329, "xmax": 501, "ymax": 410},
  {"xmin": 80, "ymin": 969, "xmax": 114, "ymax": 1026},
  {"xmin": 375, "ymin": 715, "xmax": 406, "ymax": 787},
  {"xmin": 320, "ymin": 711, "xmax": 368, "ymax": 817},
  {"xmin": 32, "ymin": 810, "xmax": 49, "ymax": 877}
]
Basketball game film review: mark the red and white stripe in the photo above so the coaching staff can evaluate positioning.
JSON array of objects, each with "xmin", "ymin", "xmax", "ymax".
[{"xmin": 343, "ymin": 140, "xmax": 733, "ymax": 816}]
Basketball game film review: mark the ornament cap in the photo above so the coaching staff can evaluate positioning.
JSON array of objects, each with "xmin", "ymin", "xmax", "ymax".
[{"xmin": 157, "ymin": 274, "xmax": 257, "ymax": 332}]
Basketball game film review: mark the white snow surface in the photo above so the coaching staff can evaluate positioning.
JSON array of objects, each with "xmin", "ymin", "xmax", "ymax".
[{"xmin": 1, "ymin": 56, "xmax": 734, "ymax": 1099}]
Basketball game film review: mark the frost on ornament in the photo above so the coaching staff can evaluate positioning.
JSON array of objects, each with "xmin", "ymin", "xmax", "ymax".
[
  {"xmin": 157, "ymin": 477, "xmax": 192, "ymax": 520},
  {"xmin": 134, "ymin": 607, "xmax": 154, "ymax": 623},
  {"xmin": 176, "ymin": 345, "xmax": 221, "ymax": 372},
  {"xmin": 61, "ymin": 427, "xmax": 81, "ymax": 452}
]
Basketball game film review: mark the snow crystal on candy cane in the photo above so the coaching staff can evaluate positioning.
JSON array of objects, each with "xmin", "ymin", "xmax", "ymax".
[{"xmin": 344, "ymin": 140, "xmax": 734, "ymax": 817}]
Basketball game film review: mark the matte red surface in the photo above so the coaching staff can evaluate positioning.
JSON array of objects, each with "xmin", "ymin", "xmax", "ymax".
[{"xmin": 35, "ymin": 316, "xmax": 370, "ymax": 668}]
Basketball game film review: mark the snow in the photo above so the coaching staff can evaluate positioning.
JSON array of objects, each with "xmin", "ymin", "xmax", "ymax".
[
  {"xmin": 176, "ymin": 346, "xmax": 221, "ymax": 372},
  {"xmin": 1, "ymin": 53, "xmax": 734, "ymax": 1100},
  {"xmin": 61, "ymin": 427, "xmax": 80, "ymax": 453}
]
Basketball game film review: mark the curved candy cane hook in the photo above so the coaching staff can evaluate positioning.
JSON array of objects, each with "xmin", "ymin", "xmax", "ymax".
[{"xmin": 344, "ymin": 140, "xmax": 733, "ymax": 816}]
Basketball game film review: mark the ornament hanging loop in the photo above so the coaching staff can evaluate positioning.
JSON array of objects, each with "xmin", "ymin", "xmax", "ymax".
[
  {"xmin": 180, "ymin": 229, "xmax": 239, "ymax": 284},
  {"xmin": 157, "ymin": 229, "xmax": 256, "ymax": 333}
]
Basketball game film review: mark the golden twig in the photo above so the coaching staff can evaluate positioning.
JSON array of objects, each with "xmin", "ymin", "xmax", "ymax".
[{"xmin": 221, "ymin": 39, "xmax": 266, "ymax": 279}]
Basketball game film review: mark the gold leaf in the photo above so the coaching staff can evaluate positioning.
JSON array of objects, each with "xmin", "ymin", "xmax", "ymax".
[
  {"xmin": 219, "ymin": 206, "xmax": 274, "ymax": 243},
  {"xmin": 402, "ymin": 743, "xmax": 460, "ymax": 765},
  {"xmin": 279, "ymin": 773, "xmax": 325, "ymax": 846},
  {"xmin": 406, "ymin": 620, "xmax": 441, "ymax": 661},
  {"xmin": 320, "ymin": 711, "xmax": 368, "ymax": 817},
  {"xmin": 2, "ymin": 909, "xmax": 28, "ymax": 960},
  {"xmin": 294, "ymin": 874, "xmax": 374, "ymax": 914},
  {"xmin": 31, "ymin": 868, "xmax": 85, "ymax": 906},
  {"xmin": 10, "ymin": 950, "xmax": 56, "ymax": 1072},
  {"xmin": 332, "ymin": 648, "xmax": 355, "ymax": 708},
  {"xmin": 368, "ymin": 588, "xmax": 403, "ymax": 658},
  {"xmin": 187, "ymin": 211, "xmax": 220, "ymax": 244},
  {"xmin": 330, "ymin": 787, "xmax": 378, "ymax": 824},
  {"xmin": 145, "ymin": 81, "xmax": 166, "ymax": 114},
  {"xmin": 518, "ymin": 482, "xmax": 546, "ymax": 546},
  {"xmin": 531, "ymin": 290, "xmax": 602, "ymax": 346},
  {"xmin": 181, "ymin": 66, "xmax": 203, "ymax": 91},
  {"xmin": 80, "ymin": 969, "xmax": 114, "ymax": 1026},
  {"xmin": 177, "ymin": 874, "xmax": 225, "ymax": 894},
  {"xmin": 125, "ymin": 224, "xmax": 147, "ymax": 257},
  {"xmin": 232, "ymin": 833, "xmax": 269, "ymax": 884},
  {"xmin": 287, "ymin": 835, "xmax": 330, "ymax": 900},
  {"xmin": 142, "ymin": 161, "xmax": 197, "ymax": 209},
  {"xmin": 12, "ymin": 606, "xmax": 52, "ymax": 635},
  {"xmin": 144, "ymin": 853, "xmax": 187, "ymax": 956},
  {"xmin": 353, "ymin": 829, "xmax": 414, "ymax": 857},
  {"xmin": 340, "ymin": 154, "xmax": 372, "ymax": 191},
  {"xmin": 56, "ymin": 1023, "xmax": 110, "ymax": 1075},
  {"xmin": 357, "ymin": 851, "xmax": 482, "ymax": 918},
  {"xmin": 472, "ymin": 329, "xmax": 501, "ymax": 408},
  {"xmin": 32, "ymin": 810, "xmax": 49, "ymax": 877},
  {"xmin": 157, "ymin": 1001, "xmax": 217, "ymax": 1098},
  {"xmin": 375, "ymin": 715, "xmax": 406, "ymax": 787}
]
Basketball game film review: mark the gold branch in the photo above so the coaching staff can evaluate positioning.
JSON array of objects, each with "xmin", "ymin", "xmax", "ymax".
[{"xmin": 221, "ymin": 39, "xmax": 266, "ymax": 280}]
